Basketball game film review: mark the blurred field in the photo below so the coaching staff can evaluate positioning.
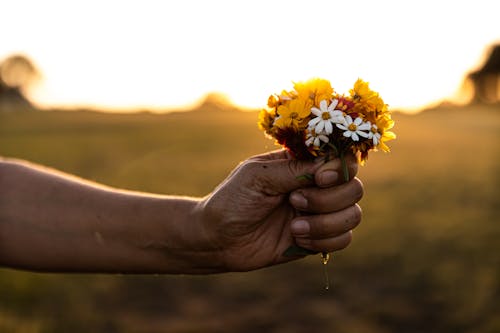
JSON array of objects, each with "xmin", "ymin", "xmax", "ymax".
[{"xmin": 0, "ymin": 103, "xmax": 499, "ymax": 333}]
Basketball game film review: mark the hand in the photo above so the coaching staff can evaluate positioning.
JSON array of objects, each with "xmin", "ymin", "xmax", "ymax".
[
  {"xmin": 0, "ymin": 154, "xmax": 361, "ymax": 274},
  {"xmin": 196, "ymin": 150, "xmax": 363, "ymax": 272}
]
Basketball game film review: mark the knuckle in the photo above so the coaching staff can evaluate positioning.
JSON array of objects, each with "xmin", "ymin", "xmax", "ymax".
[
  {"xmin": 238, "ymin": 160, "xmax": 268, "ymax": 187},
  {"xmin": 351, "ymin": 204, "xmax": 363, "ymax": 225},
  {"xmin": 286, "ymin": 159, "xmax": 302, "ymax": 178},
  {"xmin": 309, "ymin": 231, "xmax": 353, "ymax": 252},
  {"xmin": 296, "ymin": 188, "xmax": 320, "ymax": 211},
  {"xmin": 351, "ymin": 178, "xmax": 364, "ymax": 201},
  {"xmin": 239, "ymin": 160, "xmax": 260, "ymax": 174},
  {"xmin": 350, "ymin": 163, "xmax": 359, "ymax": 178},
  {"xmin": 309, "ymin": 215, "xmax": 328, "ymax": 237},
  {"xmin": 337, "ymin": 232, "xmax": 353, "ymax": 250}
]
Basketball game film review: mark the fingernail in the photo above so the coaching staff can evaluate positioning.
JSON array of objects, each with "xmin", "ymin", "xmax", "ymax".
[
  {"xmin": 291, "ymin": 220, "xmax": 310, "ymax": 235},
  {"xmin": 318, "ymin": 170, "xmax": 338, "ymax": 186},
  {"xmin": 290, "ymin": 192, "xmax": 308, "ymax": 209}
]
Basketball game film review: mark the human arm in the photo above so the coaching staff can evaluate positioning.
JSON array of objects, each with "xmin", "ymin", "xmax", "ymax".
[{"xmin": 0, "ymin": 151, "xmax": 362, "ymax": 274}]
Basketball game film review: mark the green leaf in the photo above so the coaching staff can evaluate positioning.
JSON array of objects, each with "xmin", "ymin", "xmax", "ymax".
[
  {"xmin": 283, "ymin": 244, "xmax": 319, "ymax": 257},
  {"xmin": 296, "ymin": 173, "xmax": 314, "ymax": 181}
]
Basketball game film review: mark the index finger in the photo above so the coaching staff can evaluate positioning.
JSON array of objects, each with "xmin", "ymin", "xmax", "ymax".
[{"xmin": 314, "ymin": 153, "xmax": 358, "ymax": 187}]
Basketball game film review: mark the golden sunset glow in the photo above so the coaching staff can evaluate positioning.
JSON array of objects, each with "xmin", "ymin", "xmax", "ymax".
[{"xmin": 1, "ymin": 0, "xmax": 499, "ymax": 112}]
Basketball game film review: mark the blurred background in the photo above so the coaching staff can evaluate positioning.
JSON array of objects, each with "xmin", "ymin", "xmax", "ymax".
[{"xmin": 0, "ymin": 0, "xmax": 499, "ymax": 332}]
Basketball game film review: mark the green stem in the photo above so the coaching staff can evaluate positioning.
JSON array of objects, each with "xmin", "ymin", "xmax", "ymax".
[
  {"xmin": 340, "ymin": 151, "xmax": 349, "ymax": 182},
  {"xmin": 327, "ymin": 142, "xmax": 339, "ymax": 156}
]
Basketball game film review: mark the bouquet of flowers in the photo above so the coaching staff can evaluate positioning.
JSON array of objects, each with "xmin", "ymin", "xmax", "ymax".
[
  {"xmin": 258, "ymin": 78, "xmax": 396, "ymax": 181},
  {"xmin": 258, "ymin": 78, "xmax": 396, "ymax": 288}
]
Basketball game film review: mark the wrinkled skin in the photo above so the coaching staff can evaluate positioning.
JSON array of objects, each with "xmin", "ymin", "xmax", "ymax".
[{"xmin": 198, "ymin": 150, "xmax": 363, "ymax": 272}]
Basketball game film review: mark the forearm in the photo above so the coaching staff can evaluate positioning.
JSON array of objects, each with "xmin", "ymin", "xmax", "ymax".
[{"xmin": 0, "ymin": 159, "xmax": 222, "ymax": 274}]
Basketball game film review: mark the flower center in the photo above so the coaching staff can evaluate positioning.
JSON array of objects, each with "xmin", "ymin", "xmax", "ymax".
[
  {"xmin": 321, "ymin": 112, "xmax": 331, "ymax": 120},
  {"xmin": 290, "ymin": 112, "xmax": 299, "ymax": 119},
  {"xmin": 371, "ymin": 127, "xmax": 378, "ymax": 134},
  {"xmin": 348, "ymin": 123, "xmax": 358, "ymax": 131}
]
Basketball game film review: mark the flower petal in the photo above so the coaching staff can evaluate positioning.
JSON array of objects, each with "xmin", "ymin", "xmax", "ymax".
[
  {"xmin": 336, "ymin": 123, "xmax": 348, "ymax": 130},
  {"xmin": 357, "ymin": 130, "xmax": 369, "ymax": 138},
  {"xmin": 384, "ymin": 131, "xmax": 397, "ymax": 140},
  {"xmin": 332, "ymin": 115, "xmax": 345, "ymax": 124},
  {"xmin": 315, "ymin": 121, "xmax": 325, "ymax": 133},
  {"xmin": 311, "ymin": 107, "xmax": 322, "ymax": 117},
  {"xmin": 328, "ymin": 99, "xmax": 339, "ymax": 111},
  {"xmin": 358, "ymin": 123, "xmax": 371, "ymax": 131},
  {"xmin": 352, "ymin": 132, "xmax": 359, "ymax": 141},
  {"xmin": 319, "ymin": 100, "xmax": 328, "ymax": 111},
  {"xmin": 324, "ymin": 121, "xmax": 333, "ymax": 134},
  {"xmin": 308, "ymin": 117, "xmax": 321, "ymax": 127},
  {"xmin": 332, "ymin": 110, "xmax": 343, "ymax": 117},
  {"xmin": 319, "ymin": 135, "xmax": 329, "ymax": 142}
]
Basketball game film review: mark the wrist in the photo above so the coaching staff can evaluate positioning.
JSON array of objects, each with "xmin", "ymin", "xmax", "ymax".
[{"xmin": 153, "ymin": 196, "xmax": 226, "ymax": 274}]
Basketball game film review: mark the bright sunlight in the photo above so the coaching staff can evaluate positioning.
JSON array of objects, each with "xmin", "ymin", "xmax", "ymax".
[{"xmin": 1, "ymin": 0, "xmax": 499, "ymax": 112}]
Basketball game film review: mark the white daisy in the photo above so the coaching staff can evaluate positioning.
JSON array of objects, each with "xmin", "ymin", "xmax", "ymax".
[
  {"xmin": 368, "ymin": 123, "xmax": 381, "ymax": 146},
  {"xmin": 336, "ymin": 115, "xmax": 371, "ymax": 141},
  {"xmin": 308, "ymin": 99, "xmax": 344, "ymax": 135},
  {"xmin": 305, "ymin": 129, "xmax": 329, "ymax": 147}
]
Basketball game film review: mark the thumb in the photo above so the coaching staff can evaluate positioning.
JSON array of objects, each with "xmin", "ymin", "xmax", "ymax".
[
  {"xmin": 314, "ymin": 153, "xmax": 358, "ymax": 187},
  {"xmin": 245, "ymin": 150, "xmax": 322, "ymax": 195}
]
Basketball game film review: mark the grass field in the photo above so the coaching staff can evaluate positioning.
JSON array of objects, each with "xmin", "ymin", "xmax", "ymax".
[{"xmin": 0, "ymin": 103, "xmax": 499, "ymax": 333}]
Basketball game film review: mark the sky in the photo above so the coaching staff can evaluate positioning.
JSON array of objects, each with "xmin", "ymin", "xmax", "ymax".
[{"xmin": 1, "ymin": 0, "xmax": 499, "ymax": 112}]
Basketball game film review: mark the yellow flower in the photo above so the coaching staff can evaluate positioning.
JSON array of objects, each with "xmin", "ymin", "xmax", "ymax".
[
  {"xmin": 267, "ymin": 94, "xmax": 278, "ymax": 108},
  {"xmin": 376, "ymin": 114, "xmax": 395, "ymax": 132},
  {"xmin": 375, "ymin": 114, "xmax": 396, "ymax": 152},
  {"xmin": 279, "ymin": 89, "xmax": 297, "ymax": 101},
  {"xmin": 258, "ymin": 108, "xmax": 276, "ymax": 135},
  {"xmin": 294, "ymin": 78, "xmax": 334, "ymax": 106},
  {"xmin": 350, "ymin": 78, "xmax": 388, "ymax": 122},
  {"xmin": 274, "ymin": 97, "xmax": 312, "ymax": 130},
  {"xmin": 350, "ymin": 78, "xmax": 377, "ymax": 101}
]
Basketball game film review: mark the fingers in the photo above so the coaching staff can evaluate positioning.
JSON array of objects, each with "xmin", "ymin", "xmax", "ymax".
[
  {"xmin": 241, "ymin": 150, "xmax": 359, "ymax": 198},
  {"xmin": 289, "ymin": 177, "xmax": 364, "ymax": 214},
  {"xmin": 290, "ymin": 204, "xmax": 362, "ymax": 252},
  {"xmin": 237, "ymin": 153, "xmax": 324, "ymax": 195},
  {"xmin": 295, "ymin": 232, "xmax": 353, "ymax": 253},
  {"xmin": 254, "ymin": 151, "xmax": 359, "ymax": 188},
  {"xmin": 315, "ymin": 153, "xmax": 358, "ymax": 187}
]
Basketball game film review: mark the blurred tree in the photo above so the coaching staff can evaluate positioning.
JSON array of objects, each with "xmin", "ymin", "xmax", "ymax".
[
  {"xmin": 196, "ymin": 92, "xmax": 238, "ymax": 112},
  {"xmin": 466, "ymin": 44, "xmax": 500, "ymax": 104},
  {"xmin": 0, "ymin": 54, "xmax": 39, "ymax": 112}
]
